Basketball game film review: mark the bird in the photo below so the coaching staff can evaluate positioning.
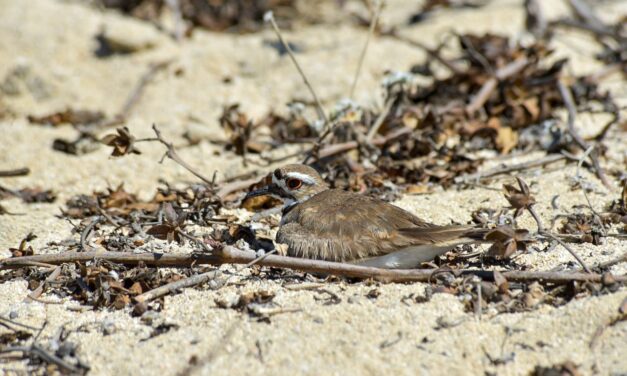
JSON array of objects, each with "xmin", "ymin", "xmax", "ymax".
[{"xmin": 245, "ymin": 164, "xmax": 486, "ymax": 269}]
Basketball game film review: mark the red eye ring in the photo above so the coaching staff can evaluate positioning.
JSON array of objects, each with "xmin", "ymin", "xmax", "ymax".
[{"xmin": 286, "ymin": 178, "xmax": 302, "ymax": 190}]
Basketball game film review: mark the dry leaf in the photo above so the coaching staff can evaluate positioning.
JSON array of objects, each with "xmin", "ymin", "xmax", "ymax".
[{"xmin": 495, "ymin": 127, "xmax": 518, "ymax": 154}]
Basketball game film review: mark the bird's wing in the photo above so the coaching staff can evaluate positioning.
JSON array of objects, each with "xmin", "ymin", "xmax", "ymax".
[{"xmin": 277, "ymin": 190, "xmax": 480, "ymax": 264}]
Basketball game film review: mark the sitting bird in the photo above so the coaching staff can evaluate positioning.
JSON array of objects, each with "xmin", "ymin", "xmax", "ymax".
[{"xmin": 245, "ymin": 164, "xmax": 486, "ymax": 269}]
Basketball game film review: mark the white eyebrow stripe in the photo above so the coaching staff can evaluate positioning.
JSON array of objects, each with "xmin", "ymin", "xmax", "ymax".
[
  {"xmin": 285, "ymin": 172, "xmax": 316, "ymax": 185},
  {"xmin": 272, "ymin": 174, "xmax": 288, "ymax": 192}
]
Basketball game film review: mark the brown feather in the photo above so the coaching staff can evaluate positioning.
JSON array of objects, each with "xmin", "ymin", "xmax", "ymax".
[{"xmin": 277, "ymin": 189, "xmax": 483, "ymax": 264}]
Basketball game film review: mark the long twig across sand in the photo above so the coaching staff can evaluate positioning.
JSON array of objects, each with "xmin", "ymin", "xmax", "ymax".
[{"xmin": 2, "ymin": 247, "xmax": 623, "ymax": 285}]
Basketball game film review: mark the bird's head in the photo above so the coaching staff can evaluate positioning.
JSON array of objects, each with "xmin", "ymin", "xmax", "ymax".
[{"xmin": 245, "ymin": 164, "xmax": 328, "ymax": 205}]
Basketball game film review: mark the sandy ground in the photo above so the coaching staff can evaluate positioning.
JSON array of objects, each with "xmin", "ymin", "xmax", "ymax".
[{"xmin": 1, "ymin": 0, "xmax": 626, "ymax": 375}]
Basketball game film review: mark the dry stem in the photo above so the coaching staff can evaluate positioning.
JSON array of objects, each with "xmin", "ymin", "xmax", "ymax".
[
  {"xmin": 151, "ymin": 124, "xmax": 214, "ymax": 187},
  {"xmin": 350, "ymin": 0, "xmax": 384, "ymax": 99},
  {"xmin": 265, "ymin": 12, "xmax": 329, "ymax": 127},
  {"xmin": 557, "ymin": 80, "xmax": 612, "ymax": 189},
  {"xmin": 2, "ymin": 247, "xmax": 621, "ymax": 284}
]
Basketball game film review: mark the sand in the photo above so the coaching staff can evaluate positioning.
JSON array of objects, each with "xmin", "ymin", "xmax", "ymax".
[{"xmin": 1, "ymin": 0, "xmax": 626, "ymax": 375}]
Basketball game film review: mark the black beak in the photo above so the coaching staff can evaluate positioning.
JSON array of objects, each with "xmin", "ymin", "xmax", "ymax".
[{"xmin": 244, "ymin": 183, "xmax": 281, "ymax": 200}]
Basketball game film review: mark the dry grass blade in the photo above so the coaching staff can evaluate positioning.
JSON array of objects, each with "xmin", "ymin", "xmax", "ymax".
[
  {"xmin": 264, "ymin": 11, "xmax": 329, "ymax": 126},
  {"xmin": 350, "ymin": 0, "xmax": 384, "ymax": 99}
]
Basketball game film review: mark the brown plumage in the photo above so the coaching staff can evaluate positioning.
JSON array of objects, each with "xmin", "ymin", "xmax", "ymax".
[{"xmin": 246, "ymin": 164, "xmax": 486, "ymax": 269}]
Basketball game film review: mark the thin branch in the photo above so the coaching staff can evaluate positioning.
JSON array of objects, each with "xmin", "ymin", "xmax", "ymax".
[
  {"xmin": 350, "ymin": 0, "xmax": 383, "ymax": 99},
  {"xmin": 25, "ymin": 266, "xmax": 62, "ymax": 302},
  {"xmin": 540, "ymin": 231, "xmax": 591, "ymax": 273},
  {"xmin": 217, "ymin": 177, "xmax": 261, "ymax": 200},
  {"xmin": 557, "ymin": 80, "xmax": 612, "ymax": 189},
  {"xmin": 0, "ymin": 316, "xmax": 43, "ymax": 331},
  {"xmin": 524, "ymin": 0, "xmax": 548, "ymax": 39},
  {"xmin": 95, "ymin": 60, "xmax": 171, "ymax": 131},
  {"xmin": 567, "ymin": 0, "xmax": 608, "ymax": 34},
  {"xmin": 366, "ymin": 95, "xmax": 394, "ymax": 141},
  {"xmin": 474, "ymin": 277, "xmax": 482, "ymax": 320},
  {"xmin": 466, "ymin": 57, "xmax": 529, "ymax": 115},
  {"xmin": 165, "ymin": 0, "xmax": 185, "ymax": 41},
  {"xmin": 151, "ymin": 124, "xmax": 214, "ymax": 187},
  {"xmin": 134, "ymin": 246, "xmax": 279, "ymax": 304},
  {"xmin": 0, "ymin": 168, "xmax": 30, "ymax": 177},
  {"xmin": 264, "ymin": 12, "xmax": 329, "ymax": 126},
  {"xmin": 456, "ymin": 154, "xmax": 569, "ymax": 183},
  {"xmin": 527, "ymin": 205, "xmax": 544, "ymax": 233},
  {"xmin": 596, "ymin": 252, "xmax": 627, "ymax": 270},
  {"xmin": 384, "ymin": 32, "xmax": 464, "ymax": 75},
  {"xmin": 134, "ymin": 269, "xmax": 220, "ymax": 304},
  {"xmin": 80, "ymin": 216, "xmax": 103, "ymax": 252},
  {"xmin": 522, "ymin": 190, "xmax": 591, "ymax": 273},
  {"xmin": 2, "ymin": 248, "xmax": 621, "ymax": 284},
  {"xmin": 118, "ymin": 60, "xmax": 172, "ymax": 122},
  {"xmin": 318, "ymin": 126, "xmax": 411, "ymax": 159}
]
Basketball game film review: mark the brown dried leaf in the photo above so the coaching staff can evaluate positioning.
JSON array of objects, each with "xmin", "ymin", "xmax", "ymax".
[
  {"xmin": 101, "ymin": 127, "xmax": 141, "ymax": 157},
  {"xmin": 486, "ymin": 225, "xmax": 531, "ymax": 259},
  {"xmin": 147, "ymin": 224, "xmax": 180, "ymax": 243},
  {"xmin": 113, "ymin": 294, "xmax": 131, "ymax": 310},
  {"xmin": 503, "ymin": 177, "xmax": 535, "ymax": 216},
  {"xmin": 495, "ymin": 127, "xmax": 518, "ymax": 154}
]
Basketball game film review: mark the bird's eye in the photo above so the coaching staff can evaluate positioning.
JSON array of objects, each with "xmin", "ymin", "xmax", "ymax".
[{"xmin": 286, "ymin": 178, "xmax": 302, "ymax": 190}]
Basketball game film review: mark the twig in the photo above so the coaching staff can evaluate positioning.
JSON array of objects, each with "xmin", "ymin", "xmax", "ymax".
[
  {"xmin": 474, "ymin": 277, "xmax": 482, "ymax": 320},
  {"xmin": 567, "ymin": 0, "xmax": 608, "ymax": 35},
  {"xmin": 151, "ymin": 125, "xmax": 214, "ymax": 187},
  {"xmin": 217, "ymin": 177, "xmax": 261, "ymax": 199},
  {"xmin": 80, "ymin": 217, "xmax": 103, "ymax": 252},
  {"xmin": 0, "ymin": 316, "xmax": 42, "ymax": 332},
  {"xmin": 31, "ymin": 344, "xmax": 80, "ymax": 373},
  {"xmin": 318, "ymin": 126, "xmax": 411, "ymax": 159},
  {"xmin": 366, "ymin": 95, "xmax": 395, "ymax": 141},
  {"xmin": 524, "ymin": 199, "xmax": 591, "ymax": 273},
  {"xmin": 550, "ymin": 18, "xmax": 623, "ymax": 39},
  {"xmin": 540, "ymin": 231, "xmax": 591, "ymax": 273},
  {"xmin": 166, "ymin": 0, "xmax": 185, "ymax": 41},
  {"xmin": 466, "ymin": 57, "xmax": 529, "ymax": 115},
  {"xmin": 527, "ymin": 205, "xmax": 544, "ymax": 233},
  {"xmin": 596, "ymin": 252, "xmax": 627, "ymax": 270},
  {"xmin": 264, "ymin": 12, "xmax": 329, "ymax": 127},
  {"xmin": 2, "ymin": 248, "xmax": 621, "ymax": 284},
  {"xmin": 575, "ymin": 146, "xmax": 607, "ymax": 235},
  {"xmin": 0, "ymin": 322, "xmax": 81, "ymax": 373},
  {"xmin": 557, "ymin": 80, "xmax": 612, "ymax": 189},
  {"xmin": 385, "ymin": 32, "xmax": 464, "ymax": 75},
  {"xmin": 456, "ymin": 154, "xmax": 569, "ymax": 183},
  {"xmin": 134, "ymin": 249, "xmax": 277, "ymax": 304},
  {"xmin": 118, "ymin": 60, "xmax": 172, "ymax": 122},
  {"xmin": 350, "ymin": 0, "xmax": 383, "ymax": 99},
  {"xmin": 0, "ymin": 168, "xmax": 30, "ymax": 177},
  {"xmin": 134, "ymin": 269, "xmax": 220, "ymax": 304},
  {"xmin": 524, "ymin": 0, "xmax": 548, "ymax": 39},
  {"xmin": 25, "ymin": 266, "xmax": 62, "ymax": 302}
]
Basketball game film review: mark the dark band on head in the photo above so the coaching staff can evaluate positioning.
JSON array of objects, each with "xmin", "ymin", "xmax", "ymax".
[{"xmin": 274, "ymin": 169, "xmax": 283, "ymax": 179}]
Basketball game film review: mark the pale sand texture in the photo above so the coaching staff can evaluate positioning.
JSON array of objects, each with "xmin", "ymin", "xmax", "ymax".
[{"xmin": 1, "ymin": 0, "xmax": 626, "ymax": 375}]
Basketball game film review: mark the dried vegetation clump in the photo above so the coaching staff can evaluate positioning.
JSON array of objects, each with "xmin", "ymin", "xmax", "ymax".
[{"xmin": 1, "ymin": 1, "xmax": 626, "ymax": 372}]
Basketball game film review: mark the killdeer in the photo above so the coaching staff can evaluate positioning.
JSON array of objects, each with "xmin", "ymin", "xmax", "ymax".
[{"xmin": 245, "ymin": 164, "xmax": 486, "ymax": 269}]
